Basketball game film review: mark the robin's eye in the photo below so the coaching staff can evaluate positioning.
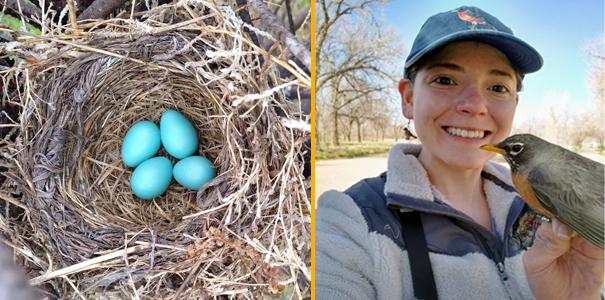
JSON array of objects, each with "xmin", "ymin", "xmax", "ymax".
[{"xmin": 510, "ymin": 143, "xmax": 524, "ymax": 155}]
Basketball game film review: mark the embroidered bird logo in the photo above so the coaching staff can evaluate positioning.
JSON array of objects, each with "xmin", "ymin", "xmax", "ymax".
[
  {"xmin": 456, "ymin": 9, "xmax": 486, "ymax": 29},
  {"xmin": 457, "ymin": 9, "xmax": 485, "ymax": 24}
]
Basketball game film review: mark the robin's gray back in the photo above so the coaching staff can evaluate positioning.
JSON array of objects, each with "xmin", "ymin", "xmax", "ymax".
[{"xmin": 527, "ymin": 148, "xmax": 604, "ymax": 249}]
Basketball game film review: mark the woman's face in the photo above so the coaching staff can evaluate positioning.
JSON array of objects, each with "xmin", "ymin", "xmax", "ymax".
[{"xmin": 399, "ymin": 41, "xmax": 518, "ymax": 170}]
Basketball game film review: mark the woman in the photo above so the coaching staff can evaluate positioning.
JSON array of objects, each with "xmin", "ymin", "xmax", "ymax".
[{"xmin": 316, "ymin": 6, "xmax": 604, "ymax": 300}]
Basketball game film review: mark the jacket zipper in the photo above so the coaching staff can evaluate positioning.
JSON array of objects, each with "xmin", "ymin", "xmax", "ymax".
[
  {"xmin": 393, "ymin": 196, "xmax": 527, "ymax": 287},
  {"xmin": 471, "ymin": 198, "xmax": 527, "ymax": 299}
]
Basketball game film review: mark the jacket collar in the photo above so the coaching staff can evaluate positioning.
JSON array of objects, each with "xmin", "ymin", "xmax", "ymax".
[{"xmin": 385, "ymin": 143, "xmax": 521, "ymax": 237}]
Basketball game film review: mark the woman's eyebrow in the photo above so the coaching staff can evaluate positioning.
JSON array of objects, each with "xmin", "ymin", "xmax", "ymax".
[
  {"xmin": 426, "ymin": 63, "xmax": 514, "ymax": 79},
  {"xmin": 489, "ymin": 69, "xmax": 514, "ymax": 79},
  {"xmin": 425, "ymin": 62, "xmax": 463, "ymax": 72}
]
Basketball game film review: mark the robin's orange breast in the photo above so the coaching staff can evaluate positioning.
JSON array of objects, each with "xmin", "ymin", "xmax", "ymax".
[{"xmin": 512, "ymin": 172, "xmax": 553, "ymax": 218}]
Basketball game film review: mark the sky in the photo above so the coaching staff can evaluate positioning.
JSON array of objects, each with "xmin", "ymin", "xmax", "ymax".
[{"xmin": 380, "ymin": 0, "xmax": 604, "ymax": 126}]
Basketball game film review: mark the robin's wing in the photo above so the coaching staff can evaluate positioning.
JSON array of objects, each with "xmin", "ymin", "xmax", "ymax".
[{"xmin": 528, "ymin": 158, "xmax": 604, "ymax": 249}]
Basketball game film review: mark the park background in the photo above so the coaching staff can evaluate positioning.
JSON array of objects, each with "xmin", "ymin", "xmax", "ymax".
[{"xmin": 315, "ymin": 0, "xmax": 605, "ymax": 196}]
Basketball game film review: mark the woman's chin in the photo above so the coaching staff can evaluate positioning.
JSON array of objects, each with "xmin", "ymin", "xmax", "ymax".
[{"xmin": 442, "ymin": 152, "xmax": 491, "ymax": 171}]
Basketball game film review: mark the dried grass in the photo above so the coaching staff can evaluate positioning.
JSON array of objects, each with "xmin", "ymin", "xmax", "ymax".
[{"xmin": 0, "ymin": 1, "xmax": 310, "ymax": 298}]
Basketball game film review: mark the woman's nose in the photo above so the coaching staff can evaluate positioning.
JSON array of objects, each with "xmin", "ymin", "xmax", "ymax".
[{"xmin": 456, "ymin": 85, "xmax": 488, "ymax": 115}]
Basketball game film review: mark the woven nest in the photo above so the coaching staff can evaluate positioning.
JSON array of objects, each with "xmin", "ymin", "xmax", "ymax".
[{"xmin": 0, "ymin": 1, "xmax": 310, "ymax": 298}]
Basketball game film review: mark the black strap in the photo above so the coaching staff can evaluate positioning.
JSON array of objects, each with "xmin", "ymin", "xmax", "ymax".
[{"xmin": 398, "ymin": 210, "xmax": 438, "ymax": 300}]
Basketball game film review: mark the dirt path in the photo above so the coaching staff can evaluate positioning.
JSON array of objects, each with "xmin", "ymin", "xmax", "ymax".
[
  {"xmin": 315, "ymin": 152, "xmax": 605, "ymax": 200},
  {"xmin": 315, "ymin": 153, "xmax": 388, "ymax": 198}
]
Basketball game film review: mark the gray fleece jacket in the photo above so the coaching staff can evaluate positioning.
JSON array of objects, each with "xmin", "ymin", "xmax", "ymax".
[{"xmin": 316, "ymin": 143, "xmax": 537, "ymax": 300}]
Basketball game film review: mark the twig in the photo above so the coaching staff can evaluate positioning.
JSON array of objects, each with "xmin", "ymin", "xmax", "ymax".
[
  {"xmin": 62, "ymin": 275, "xmax": 86, "ymax": 300},
  {"xmin": 231, "ymin": 80, "xmax": 299, "ymax": 106},
  {"xmin": 129, "ymin": 0, "xmax": 136, "ymax": 20},
  {"xmin": 284, "ymin": 0, "xmax": 294, "ymax": 33},
  {"xmin": 222, "ymin": 27, "xmax": 310, "ymax": 87},
  {"xmin": 182, "ymin": 202, "xmax": 230, "ymax": 220},
  {"xmin": 174, "ymin": 258, "xmax": 204, "ymax": 298},
  {"xmin": 0, "ymin": 192, "xmax": 29, "ymax": 212},
  {"xmin": 2, "ymin": 27, "xmax": 175, "ymax": 72},
  {"xmin": 293, "ymin": 10, "xmax": 308, "ymax": 33},
  {"xmin": 66, "ymin": 0, "xmax": 79, "ymax": 32},
  {"xmin": 1, "ymin": 239, "xmax": 46, "ymax": 269},
  {"xmin": 30, "ymin": 245, "xmax": 149, "ymax": 285},
  {"xmin": 133, "ymin": 241, "xmax": 187, "ymax": 252}
]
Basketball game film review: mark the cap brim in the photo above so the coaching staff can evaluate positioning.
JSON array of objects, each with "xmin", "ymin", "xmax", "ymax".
[{"xmin": 405, "ymin": 30, "xmax": 543, "ymax": 74}]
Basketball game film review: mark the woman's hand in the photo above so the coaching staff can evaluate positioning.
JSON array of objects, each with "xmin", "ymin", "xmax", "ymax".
[{"xmin": 523, "ymin": 218, "xmax": 604, "ymax": 300}]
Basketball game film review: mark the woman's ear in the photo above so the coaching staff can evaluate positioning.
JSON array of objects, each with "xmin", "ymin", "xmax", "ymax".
[{"xmin": 398, "ymin": 80, "xmax": 414, "ymax": 119}]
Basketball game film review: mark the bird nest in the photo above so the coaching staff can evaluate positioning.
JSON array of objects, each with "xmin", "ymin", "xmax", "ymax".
[{"xmin": 0, "ymin": 1, "xmax": 310, "ymax": 298}]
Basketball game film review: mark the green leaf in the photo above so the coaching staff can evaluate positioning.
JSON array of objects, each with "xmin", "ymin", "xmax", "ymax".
[{"xmin": 0, "ymin": 13, "xmax": 42, "ymax": 35}]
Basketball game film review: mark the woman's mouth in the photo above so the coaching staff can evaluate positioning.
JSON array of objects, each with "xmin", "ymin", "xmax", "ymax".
[{"xmin": 443, "ymin": 126, "xmax": 490, "ymax": 139}]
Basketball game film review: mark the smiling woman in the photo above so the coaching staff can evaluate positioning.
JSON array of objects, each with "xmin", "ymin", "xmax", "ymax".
[
  {"xmin": 315, "ymin": 5, "xmax": 604, "ymax": 300},
  {"xmin": 400, "ymin": 41, "xmax": 519, "ymax": 174}
]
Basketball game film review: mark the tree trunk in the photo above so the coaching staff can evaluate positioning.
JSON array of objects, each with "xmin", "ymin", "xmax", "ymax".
[
  {"xmin": 332, "ymin": 110, "xmax": 340, "ymax": 146},
  {"xmin": 356, "ymin": 120, "xmax": 362, "ymax": 143},
  {"xmin": 315, "ymin": 123, "xmax": 320, "ymax": 150},
  {"xmin": 347, "ymin": 119, "xmax": 354, "ymax": 141}
]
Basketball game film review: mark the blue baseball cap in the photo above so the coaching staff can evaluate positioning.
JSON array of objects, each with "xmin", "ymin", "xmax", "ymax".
[{"xmin": 404, "ymin": 6, "xmax": 543, "ymax": 77}]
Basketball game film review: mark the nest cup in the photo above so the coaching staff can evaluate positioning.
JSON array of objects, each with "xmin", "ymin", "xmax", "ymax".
[
  {"xmin": 85, "ymin": 67, "xmax": 223, "ymax": 224},
  {"xmin": 1, "ymin": 2, "xmax": 310, "ymax": 298}
]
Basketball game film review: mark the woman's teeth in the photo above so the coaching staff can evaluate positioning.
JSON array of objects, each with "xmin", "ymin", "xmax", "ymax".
[{"xmin": 446, "ymin": 127, "xmax": 485, "ymax": 139}]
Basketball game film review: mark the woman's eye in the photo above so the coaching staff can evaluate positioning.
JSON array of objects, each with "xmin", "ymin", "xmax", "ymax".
[
  {"xmin": 432, "ymin": 77, "xmax": 454, "ymax": 85},
  {"xmin": 490, "ymin": 85, "xmax": 510, "ymax": 93}
]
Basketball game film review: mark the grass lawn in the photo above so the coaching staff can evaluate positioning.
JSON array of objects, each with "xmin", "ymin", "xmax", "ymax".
[{"xmin": 316, "ymin": 140, "xmax": 402, "ymax": 160}]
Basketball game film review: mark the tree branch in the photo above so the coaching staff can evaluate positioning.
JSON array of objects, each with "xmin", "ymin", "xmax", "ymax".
[
  {"xmin": 77, "ymin": 0, "xmax": 126, "ymax": 20},
  {"xmin": 249, "ymin": 0, "xmax": 310, "ymax": 72},
  {"xmin": 1, "ymin": 0, "xmax": 42, "ymax": 19},
  {"xmin": 292, "ymin": 10, "xmax": 308, "ymax": 33},
  {"xmin": 284, "ymin": 0, "xmax": 295, "ymax": 33}
]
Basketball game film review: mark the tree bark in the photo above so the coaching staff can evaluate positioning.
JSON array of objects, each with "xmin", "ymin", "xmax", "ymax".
[{"xmin": 77, "ymin": 0, "xmax": 126, "ymax": 20}]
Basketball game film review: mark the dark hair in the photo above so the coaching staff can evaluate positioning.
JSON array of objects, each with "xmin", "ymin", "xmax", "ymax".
[{"xmin": 404, "ymin": 43, "xmax": 524, "ymax": 92}]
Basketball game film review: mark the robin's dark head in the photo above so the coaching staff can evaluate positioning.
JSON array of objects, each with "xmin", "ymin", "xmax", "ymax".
[{"xmin": 480, "ymin": 134, "xmax": 547, "ymax": 172}]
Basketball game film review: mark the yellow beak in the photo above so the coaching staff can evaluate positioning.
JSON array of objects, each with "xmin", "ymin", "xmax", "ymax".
[{"xmin": 480, "ymin": 144, "xmax": 506, "ymax": 155}]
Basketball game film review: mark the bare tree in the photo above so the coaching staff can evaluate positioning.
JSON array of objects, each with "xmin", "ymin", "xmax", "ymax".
[
  {"xmin": 316, "ymin": 0, "xmax": 404, "ymax": 146},
  {"xmin": 340, "ymin": 92, "xmax": 397, "ymax": 142},
  {"xmin": 513, "ymin": 36, "xmax": 603, "ymax": 152},
  {"xmin": 315, "ymin": 0, "xmax": 384, "ymax": 90},
  {"xmin": 586, "ymin": 37, "xmax": 604, "ymax": 148}
]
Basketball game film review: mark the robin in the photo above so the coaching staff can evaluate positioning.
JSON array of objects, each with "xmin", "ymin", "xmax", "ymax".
[{"xmin": 481, "ymin": 134, "xmax": 604, "ymax": 249}]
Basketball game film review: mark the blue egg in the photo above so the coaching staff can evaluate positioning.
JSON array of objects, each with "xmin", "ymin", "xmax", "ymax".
[
  {"xmin": 173, "ymin": 156, "xmax": 216, "ymax": 190},
  {"xmin": 160, "ymin": 110, "xmax": 198, "ymax": 159},
  {"xmin": 121, "ymin": 120, "xmax": 161, "ymax": 167},
  {"xmin": 130, "ymin": 157, "xmax": 173, "ymax": 200}
]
